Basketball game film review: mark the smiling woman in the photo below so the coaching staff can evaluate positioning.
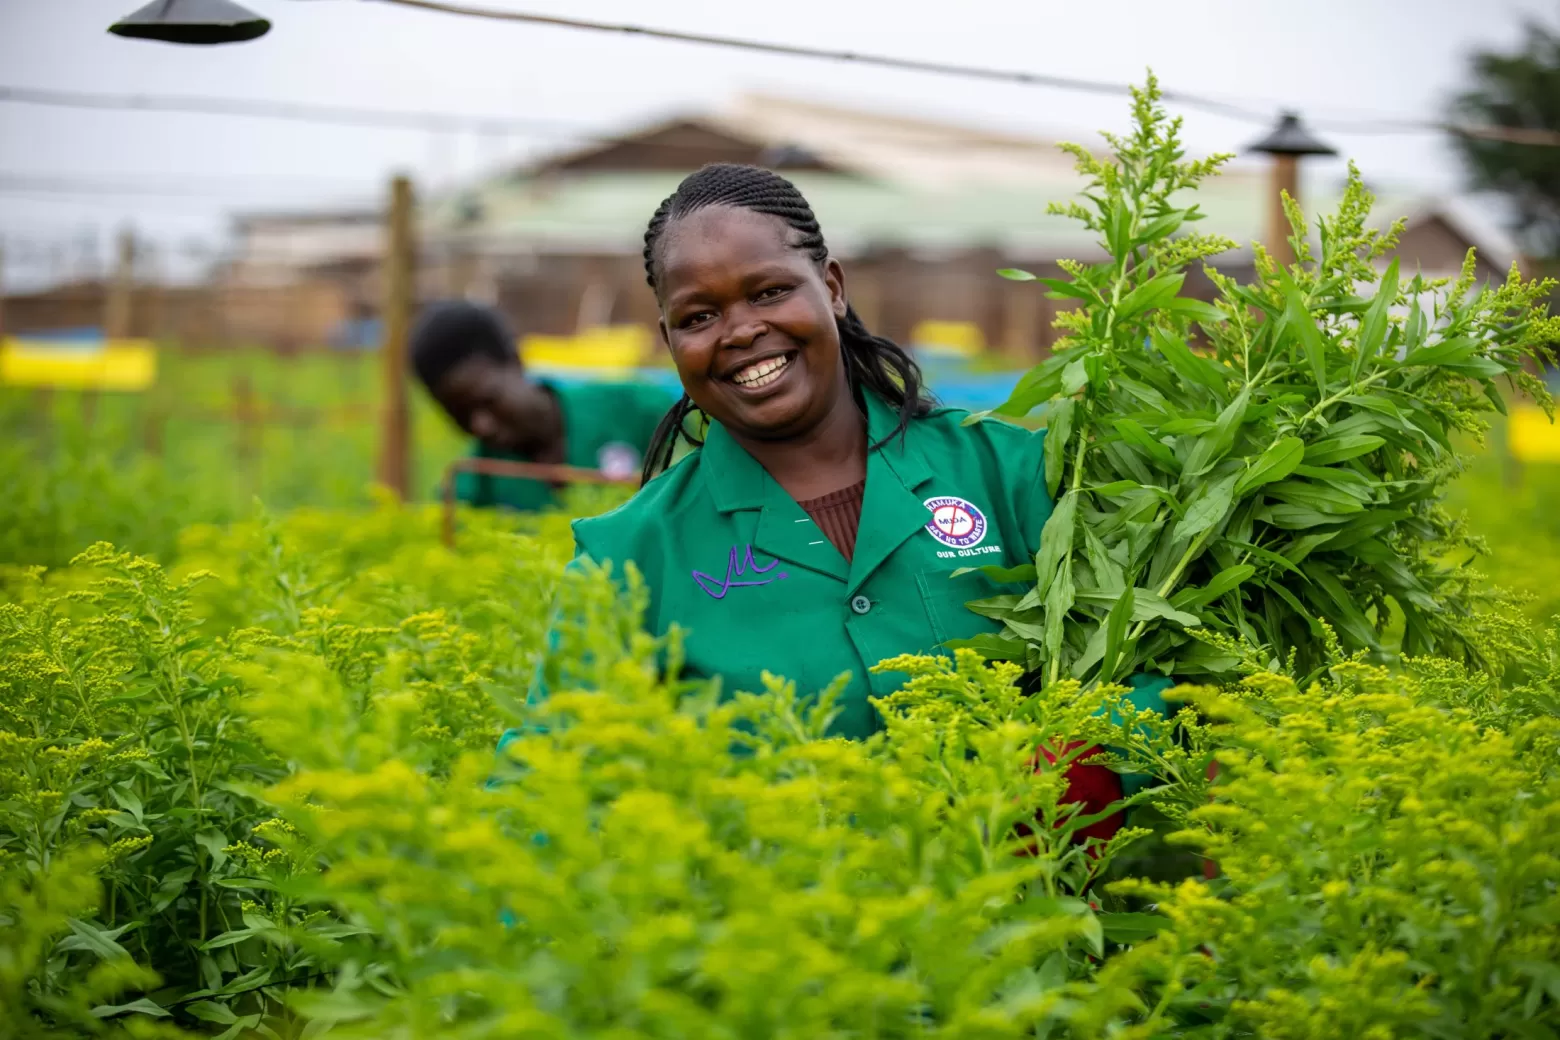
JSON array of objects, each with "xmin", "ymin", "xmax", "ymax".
[{"xmin": 532, "ymin": 163, "xmax": 1170, "ymax": 836}]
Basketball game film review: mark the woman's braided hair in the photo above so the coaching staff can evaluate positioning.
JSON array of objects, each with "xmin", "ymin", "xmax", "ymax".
[{"xmin": 639, "ymin": 162, "xmax": 932, "ymax": 482}]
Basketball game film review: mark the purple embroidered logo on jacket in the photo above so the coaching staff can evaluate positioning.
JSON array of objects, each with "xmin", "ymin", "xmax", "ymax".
[{"xmin": 692, "ymin": 544, "xmax": 788, "ymax": 599}]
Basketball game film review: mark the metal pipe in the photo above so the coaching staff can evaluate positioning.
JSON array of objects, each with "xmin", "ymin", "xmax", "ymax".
[{"xmin": 439, "ymin": 456, "xmax": 638, "ymax": 547}]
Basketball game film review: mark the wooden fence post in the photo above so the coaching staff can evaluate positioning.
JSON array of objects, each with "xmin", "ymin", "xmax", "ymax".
[
  {"xmin": 105, "ymin": 227, "xmax": 136, "ymax": 339},
  {"xmin": 1267, "ymin": 154, "xmax": 1299, "ymax": 271},
  {"xmin": 377, "ymin": 175, "xmax": 415, "ymax": 500}
]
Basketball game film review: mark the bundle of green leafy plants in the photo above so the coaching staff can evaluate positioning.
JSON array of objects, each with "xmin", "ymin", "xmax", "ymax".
[{"xmin": 972, "ymin": 77, "xmax": 1560, "ymax": 686}]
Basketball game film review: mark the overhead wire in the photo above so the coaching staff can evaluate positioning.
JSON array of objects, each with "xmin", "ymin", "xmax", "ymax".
[
  {"xmin": 0, "ymin": 173, "xmax": 381, "ymax": 198},
  {"xmin": 0, "ymin": 84, "xmax": 1140, "ymax": 159},
  {"xmin": 369, "ymin": 0, "xmax": 1275, "ymax": 124},
  {"xmin": 367, "ymin": 0, "xmax": 1560, "ymax": 147},
  {"xmin": 0, "ymin": 84, "xmax": 586, "ymax": 136}
]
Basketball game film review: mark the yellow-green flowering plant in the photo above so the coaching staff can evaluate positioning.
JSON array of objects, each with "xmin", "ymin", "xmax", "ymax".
[
  {"xmin": 1114, "ymin": 646, "xmax": 1560, "ymax": 1037},
  {"xmin": 246, "ymin": 561, "xmax": 1187, "ymax": 1038}
]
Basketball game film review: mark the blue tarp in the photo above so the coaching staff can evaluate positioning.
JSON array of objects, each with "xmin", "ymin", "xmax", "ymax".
[{"xmin": 9, "ymin": 326, "xmax": 106, "ymax": 344}]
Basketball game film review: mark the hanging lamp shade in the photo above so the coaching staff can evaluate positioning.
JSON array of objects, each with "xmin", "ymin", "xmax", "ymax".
[
  {"xmin": 109, "ymin": 0, "xmax": 271, "ymax": 45},
  {"xmin": 1247, "ymin": 111, "xmax": 1338, "ymax": 157}
]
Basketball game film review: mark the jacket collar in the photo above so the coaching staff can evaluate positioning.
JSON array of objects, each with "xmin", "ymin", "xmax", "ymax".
[
  {"xmin": 701, "ymin": 391, "xmax": 932, "ymax": 512},
  {"xmin": 700, "ymin": 392, "xmax": 936, "ymax": 590}
]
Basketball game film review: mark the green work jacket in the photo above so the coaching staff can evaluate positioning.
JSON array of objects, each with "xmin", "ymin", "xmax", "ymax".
[
  {"xmin": 457, "ymin": 378, "xmax": 674, "ymax": 512},
  {"xmin": 568, "ymin": 390, "xmax": 1157, "ymax": 740}
]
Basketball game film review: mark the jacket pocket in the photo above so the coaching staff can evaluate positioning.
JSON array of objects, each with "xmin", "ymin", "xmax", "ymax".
[{"xmin": 917, "ymin": 568, "xmax": 1010, "ymax": 648}]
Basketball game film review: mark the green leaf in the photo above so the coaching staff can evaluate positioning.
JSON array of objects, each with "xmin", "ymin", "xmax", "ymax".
[
  {"xmin": 215, "ymin": 1017, "xmax": 264, "ymax": 1040},
  {"xmin": 1225, "ymin": 539, "xmax": 1304, "ymax": 577},
  {"xmin": 1283, "ymin": 277, "xmax": 1329, "ymax": 391},
  {"xmin": 1099, "ymin": 912, "xmax": 1168, "ymax": 943},
  {"xmin": 1150, "ymin": 327, "xmax": 1229, "ymax": 396},
  {"xmin": 1281, "ymin": 531, "xmax": 1340, "ymax": 565},
  {"xmin": 1445, "ymin": 356, "xmax": 1508, "ymax": 380},
  {"xmin": 1292, "ymin": 465, "xmax": 1374, "ymax": 494},
  {"xmin": 1402, "ymin": 297, "xmax": 1427, "ymax": 354},
  {"xmin": 1032, "ymin": 491, "xmax": 1079, "ymax": 602},
  {"xmin": 1304, "ymin": 434, "xmax": 1386, "ymax": 466},
  {"xmin": 1079, "ymin": 905, "xmax": 1105, "ymax": 959},
  {"xmin": 1044, "ymin": 399, "xmax": 1075, "ymax": 500},
  {"xmin": 1354, "ymin": 258, "xmax": 1398, "ymax": 381},
  {"xmin": 1062, "ymin": 357, "xmax": 1090, "ymax": 395},
  {"xmin": 64, "ymin": 918, "xmax": 132, "ymax": 961},
  {"xmin": 197, "ymin": 829, "xmax": 230, "ymax": 870},
  {"xmin": 942, "ymin": 636, "xmax": 1029, "ymax": 657},
  {"xmin": 1265, "ymin": 480, "xmax": 1366, "ymax": 515},
  {"xmin": 109, "ymin": 784, "xmax": 145, "ymax": 824},
  {"xmin": 1484, "ymin": 380, "xmax": 1509, "ymax": 416},
  {"xmin": 1076, "ymin": 588, "xmax": 1200, "ymax": 627},
  {"xmin": 200, "ymin": 928, "xmax": 258, "ymax": 951},
  {"xmin": 1138, "ymin": 209, "xmax": 1187, "ymax": 242},
  {"xmin": 1036, "ymin": 277, "xmax": 1098, "ymax": 302},
  {"xmin": 964, "ymin": 594, "xmax": 1023, "ymax": 620},
  {"xmin": 1182, "ymin": 388, "xmax": 1250, "ymax": 479},
  {"xmin": 1158, "ymin": 417, "xmax": 1216, "ymax": 436},
  {"xmin": 1096, "ymin": 585, "xmax": 1135, "ymax": 684},
  {"xmin": 1400, "ymin": 337, "xmax": 1477, "ymax": 369},
  {"xmin": 1162, "ymin": 297, "xmax": 1226, "ymax": 324},
  {"xmin": 1106, "ymin": 203, "xmax": 1131, "ymax": 257},
  {"xmin": 1001, "ymin": 617, "xmax": 1050, "ymax": 644},
  {"xmin": 1117, "ymin": 272, "xmax": 1186, "ymax": 319},
  {"xmin": 992, "ymin": 358, "xmax": 1067, "ymax": 418},
  {"xmin": 1114, "ymin": 418, "xmax": 1177, "ymax": 468},
  {"xmin": 1301, "ymin": 562, "xmax": 1381, "ymax": 650},
  {"xmin": 1269, "ymin": 580, "xmax": 1326, "ymax": 637},
  {"xmin": 998, "ymin": 268, "xmax": 1037, "ymax": 281},
  {"xmin": 952, "ymin": 564, "xmax": 1037, "ymax": 584},
  {"xmin": 1235, "ymin": 436, "xmax": 1305, "ymax": 497},
  {"xmin": 1043, "ymin": 560, "xmax": 1076, "ymax": 660},
  {"xmin": 1256, "ymin": 503, "xmax": 1344, "ymax": 530},
  {"xmin": 1172, "ymin": 475, "xmax": 1236, "ymax": 543},
  {"xmin": 92, "ymin": 998, "xmax": 170, "ymax": 1019},
  {"xmin": 185, "ymin": 1001, "xmax": 241, "ymax": 1025},
  {"xmin": 1171, "ymin": 564, "xmax": 1256, "ymax": 611}
]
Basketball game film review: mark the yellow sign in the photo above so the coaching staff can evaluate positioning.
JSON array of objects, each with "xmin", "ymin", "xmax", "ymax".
[
  {"xmin": 520, "ymin": 325, "xmax": 652, "ymax": 371},
  {"xmin": 0, "ymin": 338, "xmax": 158, "ymax": 391},
  {"xmin": 912, "ymin": 320, "xmax": 985, "ymax": 356},
  {"xmin": 1508, "ymin": 404, "xmax": 1560, "ymax": 463}
]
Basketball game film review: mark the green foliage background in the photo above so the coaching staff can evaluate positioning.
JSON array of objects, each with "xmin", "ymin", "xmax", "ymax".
[{"xmin": 4, "ymin": 81, "xmax": 1560, "ymax": 1039}]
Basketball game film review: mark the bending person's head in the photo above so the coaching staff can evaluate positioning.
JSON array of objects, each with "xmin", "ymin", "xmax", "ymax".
[
  {"xmin": 639, "ymin": 163, "xmax": 929, "ymax": 480},
  {"xmin": 410, "ymin": 300, "xmax": 536, "ymax": 454}
]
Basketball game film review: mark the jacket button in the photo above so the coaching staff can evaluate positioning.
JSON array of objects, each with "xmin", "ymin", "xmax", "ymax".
[{"xmin": 850, "ymin": 594, "xmax": 872, "ymax": 615}]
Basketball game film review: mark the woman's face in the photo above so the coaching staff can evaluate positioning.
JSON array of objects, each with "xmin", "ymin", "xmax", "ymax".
[{"xmin": 655, "ymin": 206, "xmax": 851, "ymax": 443}]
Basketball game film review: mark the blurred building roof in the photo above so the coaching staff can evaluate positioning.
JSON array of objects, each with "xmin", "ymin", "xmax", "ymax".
[
  {"xmin": 525, "ymin": 93, "xmax": 1110, "ymax": 188},
  {"xmin": 231, "ymin": 93, "xmax": 1519, "ymax": 276}
]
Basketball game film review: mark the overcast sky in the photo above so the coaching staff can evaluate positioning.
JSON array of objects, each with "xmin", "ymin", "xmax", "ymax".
[{"xmin": 0, "ymin": 0, "xmax": 1554, "ymax": 287}]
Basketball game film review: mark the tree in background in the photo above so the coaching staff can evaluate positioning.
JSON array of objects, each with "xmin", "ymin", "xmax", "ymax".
[{"xmin": 1451, "ymin": 20, "xmax": 1560, "ymax": 265}]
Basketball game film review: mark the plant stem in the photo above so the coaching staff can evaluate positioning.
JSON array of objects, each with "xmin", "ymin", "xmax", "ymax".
[
  {"xmin": 1295, "ymin": 366, "xmax": 1393, "ymax": 427},
  {"xmin": 1120, "ymin": 528, "xmax": 1217, "ymax": 651}
]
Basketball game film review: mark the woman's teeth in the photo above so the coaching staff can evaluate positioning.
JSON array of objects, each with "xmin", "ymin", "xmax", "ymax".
[{"xmin": 732, "ymin": 354, "xmax": 791, "ymax": 388}]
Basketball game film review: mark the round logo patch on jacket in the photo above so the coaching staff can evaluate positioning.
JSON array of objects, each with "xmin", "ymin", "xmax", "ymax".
[{"xmin": 923, "ymin": 495, "xmax": 988, "ymax": 548}]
